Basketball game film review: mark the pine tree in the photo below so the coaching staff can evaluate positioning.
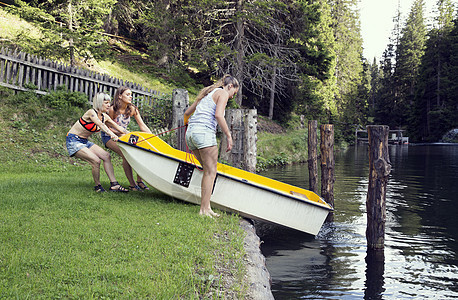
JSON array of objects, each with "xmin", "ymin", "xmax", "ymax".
[
  {"xmin": 410, "ymin": 1, "xmax": 457, "ymax": 141},
  {"xmin": 328, "ymin": 0, "xmax": 365, "ymax": 126},
  {"xmin": 374, "ymin": 43, "xmax": 396, "ymax": 125},
  {"xmin": 393, "ymin": 0, "xmax": 427, "ymax": 128},
  {"xmin": 291, "ymin": 0, "xmax": 336, "ymax": 123}
]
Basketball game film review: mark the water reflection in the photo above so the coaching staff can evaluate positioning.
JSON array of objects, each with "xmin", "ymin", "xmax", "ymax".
[{"xmin": 258, "ymin": 144, "xmax": 458, "ymax": 299}]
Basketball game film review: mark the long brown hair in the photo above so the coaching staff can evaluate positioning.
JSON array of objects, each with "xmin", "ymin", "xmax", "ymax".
[
  {"xmin": 113, "ymin": 86, "xmax": 137, "ymax": 117},
  {"xmin": 195, "ymin": 74, "xmax": 239, "ymax": 103}
]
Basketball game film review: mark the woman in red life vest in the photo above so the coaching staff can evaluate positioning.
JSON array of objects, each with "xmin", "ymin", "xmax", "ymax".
[{"xmin": 66, "ymin": 92, "xmax": 129, "ymax": 192}]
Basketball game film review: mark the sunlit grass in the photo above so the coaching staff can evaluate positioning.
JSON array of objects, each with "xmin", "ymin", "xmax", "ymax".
[
  {"xmin": 0, "ymin": 8, "xmax": 181, "ymax": 95},
  {"xmin": 0, "ymin": 162, "xmax": 247, "ymax": 298},
  {"xmin": 96, "ymin": 60, "xmax": 175, "ymax": 94},
  {"xmin": 0, "ymin": 8, "xmax": 43, "ymax": 43}
]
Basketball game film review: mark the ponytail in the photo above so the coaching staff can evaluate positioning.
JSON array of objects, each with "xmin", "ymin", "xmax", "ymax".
[{"xmin": 195, "ymin": 74, "xmax": 239, "ymax": 103}]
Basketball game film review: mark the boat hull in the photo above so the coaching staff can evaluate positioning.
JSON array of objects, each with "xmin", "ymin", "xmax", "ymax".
[{"xmin": 118, "ymin": 132, "xmax": 332, "ymax": 235}]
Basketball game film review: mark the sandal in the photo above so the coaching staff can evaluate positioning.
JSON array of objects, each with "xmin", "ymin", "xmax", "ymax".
[
  {"xmin": 129, "ymin": 185, "xmax": 143, "ymax": 192},
  {"xmin": 109, "ymin": 181, "xmax": 129, "ymax": 193},
  {"xmin": 94, "ymin": 184, "xmax": 106, "ymax": 192},
  {"xmin": 136, "ymin": 181, "xmax": 150, "ymax": 191}
]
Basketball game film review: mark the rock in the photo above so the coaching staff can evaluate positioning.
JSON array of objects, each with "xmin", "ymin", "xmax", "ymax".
[{"xmin": 240, "ymin": 218, "xmax": 274, "ymax": 300}]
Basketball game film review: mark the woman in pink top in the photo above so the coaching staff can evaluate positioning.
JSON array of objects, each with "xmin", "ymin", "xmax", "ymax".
[{"xmin": 101, "ymin": 86, "xmax": 152, "ymax": 191}]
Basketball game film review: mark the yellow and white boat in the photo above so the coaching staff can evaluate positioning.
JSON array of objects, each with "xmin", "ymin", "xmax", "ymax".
[{"xmin": 118, "ymin": 132, "xmax": 333, "ymax": 235}]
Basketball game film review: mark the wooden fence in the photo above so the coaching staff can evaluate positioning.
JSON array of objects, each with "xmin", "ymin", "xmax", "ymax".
[{"xmin": 0, "ymin": 47, "xmax": 170, "ymax": 108}]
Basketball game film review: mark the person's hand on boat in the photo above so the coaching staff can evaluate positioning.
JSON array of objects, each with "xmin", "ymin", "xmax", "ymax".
[{"xmin": 120, "ymin": 129, "xmax": 130, "ymax": 136}]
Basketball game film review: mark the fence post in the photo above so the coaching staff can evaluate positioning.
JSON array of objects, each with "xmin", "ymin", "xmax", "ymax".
[
  {"xmin": 172, "ymin": 88, "xmax": 189, "ymax": 151},
  {"xmin": 243, "ymin": 109, "xmax": 257, "ymax": 173},
  {"xmin": 366, "ymin": 125, "xmax": 391, "ymax": 250},
  {"xmin": 308, "ymin": 120, "xmax": 318, "ymax": 193},
  {"xmin": 320, "ymin": 124, "xmax": 335, "ymax": 217},
  {"xmin": 219, "ymin": 108, "xmax": 257, "ymax": 172},
  {"xmin": 219, "ymin": 109, "xmax": 243, "ymax": 167}
]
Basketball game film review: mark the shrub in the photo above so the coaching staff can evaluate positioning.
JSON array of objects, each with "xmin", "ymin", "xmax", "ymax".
[{"xmin": 43, "ymin": 86, "xmax": 89, "ymax": 109}]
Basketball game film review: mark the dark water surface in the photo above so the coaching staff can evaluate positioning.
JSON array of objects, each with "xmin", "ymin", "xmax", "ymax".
[{"xmin": 258, "ymin": 144, "xmax": 458, "ymax": 299}]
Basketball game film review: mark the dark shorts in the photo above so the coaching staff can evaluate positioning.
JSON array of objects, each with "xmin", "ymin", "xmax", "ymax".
[
  {"xmin": 185, "ymin": 124, "xmax": 217, "ymax": 150},
  {"xmin": 101, "ymin": 131, "xmax": 112, "ymax": 147},
  {"xmin": 66, "ymin": 133, "xmax": 94, "ymax": 156}
]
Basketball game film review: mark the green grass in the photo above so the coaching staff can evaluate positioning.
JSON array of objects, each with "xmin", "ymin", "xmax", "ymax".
[
  {"xmin": 0, "ymin": 163, "xmax": 247, "ymax": 298},
  {"xmin": 0, "ymin": 9, "xmax": 43, "ymax": 43},
  {"xmin": 256, "ymin": 128, "xmax": 309, "ymax": 170},
  {"xmin": 0, "ymin": 87, "xmax": 247, "ymax": 299},
  {"xmin": 96, "ymin": 60, "xmax": 176, "ymax": 94}
]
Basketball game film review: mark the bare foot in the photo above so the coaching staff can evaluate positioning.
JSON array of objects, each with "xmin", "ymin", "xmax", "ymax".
[
  {"xmin": 199, "ymin": 209, "xmax": 220, "ymax": 218},
  {"xmin": 199, "ymin": 211, "xmax": 214, "ymax": 219},
  {"xmin": 209, "ymin": 211, "xmax": 220, "ymax": 218}
]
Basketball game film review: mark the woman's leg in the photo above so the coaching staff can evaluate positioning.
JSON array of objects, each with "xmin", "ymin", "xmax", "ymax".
[
  {"xmin": 106, "ymin": 139, "xmax": 137, "ymax": 187},
  {"xmin": 88, "ymin": 144, "xmax": 117, "ymax": 183},
  {"xmin": 73, "ymin": 147, "xmax": 104, "ymax": 186},
  {"xmin": 193, "ymin": 146, "xmax": 220, "ymax": 217}
]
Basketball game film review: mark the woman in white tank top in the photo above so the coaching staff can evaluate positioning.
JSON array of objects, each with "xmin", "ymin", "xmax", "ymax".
[{"xmin": 184, "ymin": 74, "xmax": 239, "ymax": 218}]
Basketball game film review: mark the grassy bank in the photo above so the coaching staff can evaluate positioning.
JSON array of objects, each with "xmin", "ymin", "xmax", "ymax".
[
  {"xmin": 0, "ymin": 163, "xmax": 246, "ymax": 298},
  {"xmin": 0, "ymin": 88, "xmax": 247, "ymax": 298},
  {"xmin": 256, "ymin": 129, "xmax": 308, "ymax": 171}
]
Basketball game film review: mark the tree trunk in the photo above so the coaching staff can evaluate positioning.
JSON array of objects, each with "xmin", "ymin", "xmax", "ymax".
[
  {"xmin": 235, "ymin": 0, "xmax": 244, "ymax": 107},
  {"xmin": 68, "ymin": 0, "xmax": 74, "ymax": 67},
  {"xmin": 268, "ymin": 65, "xmax": 276, "ymax": 119}
]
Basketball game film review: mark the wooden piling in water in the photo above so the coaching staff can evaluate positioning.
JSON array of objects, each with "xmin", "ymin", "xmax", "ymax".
[
  {"xmin": 366, "ymin": 125, "xmax": 391, "ymax": 250},
  {"xmin": 320, "ymin": 124, "xmax": 335, "ymax": 211},
  {"xmin": 308, "ymin": 120, "xmax": 318, "ymax": 193}
]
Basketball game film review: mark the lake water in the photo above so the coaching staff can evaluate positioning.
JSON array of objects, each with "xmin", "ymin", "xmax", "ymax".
[{"xmin": 257, "ymin": 144, "xmax": 458, "ymax": 299}]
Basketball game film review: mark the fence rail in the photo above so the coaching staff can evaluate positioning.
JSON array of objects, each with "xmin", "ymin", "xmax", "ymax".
[{"xmin": 0, "ymin": 47, "xmax": 170, "ymax": 108}]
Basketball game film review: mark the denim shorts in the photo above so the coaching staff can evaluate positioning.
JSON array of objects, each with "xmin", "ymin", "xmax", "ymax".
[
  {"xmin": 100, "ymin": 131, "xmax": 111, "ymax": 146},
  {"xmin": 185, "ymin": 124, "xmax": 217, "ymax": 150},
  {"xmin": 66, "ymin": 133, "xmax": 95, "ymax": 156}
]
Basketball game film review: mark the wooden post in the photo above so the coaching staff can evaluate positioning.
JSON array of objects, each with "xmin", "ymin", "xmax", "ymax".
[
  {"xmin": 172, "ymin": 88, "xmax": 189, "ymax": 151},
  {"xmin": 320, "ymin": 124, "xmax": 335, "ymax": 210},
  {"xmin": 219, "ymin": 108, "xmax": 257, "ymax": 172},
  {"xmin": 242, "ymin": 109, "xmax": 257, "ymax": 173},
  {"xmin": 308, "ymin": 120, "xmax": 318, "ymax": 193},
  {"xmin": 366, "ymin": 125, "xmax": 391, "ymax": 250}
]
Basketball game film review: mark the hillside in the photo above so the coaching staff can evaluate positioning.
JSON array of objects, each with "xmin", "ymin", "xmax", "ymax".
[{"xmin": 0, "ymin": 7, "xmax": 192, "ymax": 96}]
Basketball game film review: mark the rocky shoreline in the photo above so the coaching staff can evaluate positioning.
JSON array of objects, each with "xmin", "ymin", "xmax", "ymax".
[{"xmin": 240, "ymin": 218, "xmax": 274, "ymax": 300}]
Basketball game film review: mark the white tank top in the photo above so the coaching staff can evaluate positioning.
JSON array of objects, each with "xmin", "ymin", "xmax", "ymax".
[{"xmin": 188, "ymin": 88, "xmax": 221, "ymax": 131}]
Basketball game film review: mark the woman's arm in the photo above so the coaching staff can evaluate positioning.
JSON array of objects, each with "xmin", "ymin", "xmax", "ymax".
[
  {"xmin": 88, "ymin": 112, "xmax": 120, "ymax": 141},
  {"xmin": 133, "ymin": 108, "xmax": 152, "ymax": 134}
]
